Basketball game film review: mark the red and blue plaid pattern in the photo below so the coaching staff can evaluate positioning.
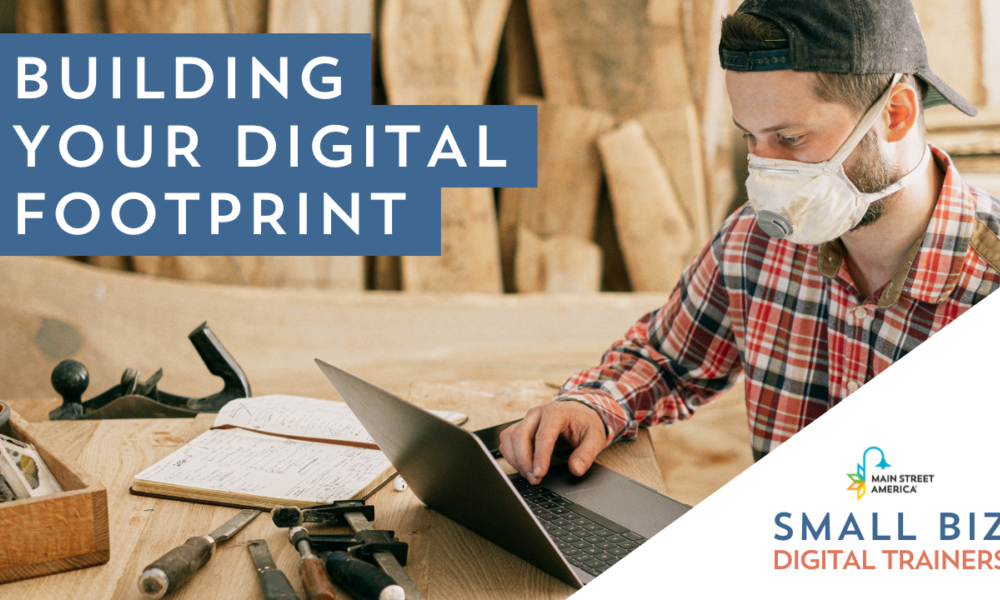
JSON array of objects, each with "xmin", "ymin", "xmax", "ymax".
[{"xmin": 555, "ymin": 146, "xmax": 1000, "ymax": 457}]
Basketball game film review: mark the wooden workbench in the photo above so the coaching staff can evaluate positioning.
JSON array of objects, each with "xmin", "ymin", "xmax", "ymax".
[{"xmin": 1, "ymin": 380, "xmax": 668, "ymax": 600}]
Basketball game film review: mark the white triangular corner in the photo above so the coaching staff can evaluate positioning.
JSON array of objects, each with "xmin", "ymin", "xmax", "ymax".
[{"xmin": 573, "ymin": 291, "xmax": 1000, "ymax": 598}]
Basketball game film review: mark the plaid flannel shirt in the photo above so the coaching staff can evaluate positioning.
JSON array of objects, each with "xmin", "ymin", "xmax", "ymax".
[{"xmin": 555, "ymin": 146, "xmax": 1000, "ymax": 458}]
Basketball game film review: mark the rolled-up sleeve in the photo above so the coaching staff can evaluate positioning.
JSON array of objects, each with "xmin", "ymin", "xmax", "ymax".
[{"xmin": 553, "ymin": 230, "xmax": 743, "ymax": 447}]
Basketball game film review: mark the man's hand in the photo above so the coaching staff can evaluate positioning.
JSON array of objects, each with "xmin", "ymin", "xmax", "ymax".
[{"xmin": 499, "ymin": 401, "xmax": 607, "ymax": 485}]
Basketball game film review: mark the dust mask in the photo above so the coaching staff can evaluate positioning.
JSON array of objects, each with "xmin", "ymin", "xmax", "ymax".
[{"xmin": 746, "ymin": 73, "xmax": 931, "ymax": 245}]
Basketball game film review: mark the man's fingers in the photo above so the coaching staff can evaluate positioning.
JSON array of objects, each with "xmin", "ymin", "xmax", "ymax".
[
  {"xmin": 567, "ymin": 423, "xmax": 606, "ymax": 477},
  {"xmin": 531, "ymin": 410, "xmax": 565, "ymax": 481},
  {"xmin": 506, "ymin": 408, "xmax": 543, "ymax": 483}
]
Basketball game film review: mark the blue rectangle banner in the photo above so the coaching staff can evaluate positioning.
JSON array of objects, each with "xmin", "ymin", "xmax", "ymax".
[{"xmin": 1, "ymin": 34, "xmax": 538, "ymax": 256}]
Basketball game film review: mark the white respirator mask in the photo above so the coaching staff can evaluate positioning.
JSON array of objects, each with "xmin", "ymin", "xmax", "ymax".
[{"xmin": 746, "ymin": 73, "xmax": 931, "ymax": 245}]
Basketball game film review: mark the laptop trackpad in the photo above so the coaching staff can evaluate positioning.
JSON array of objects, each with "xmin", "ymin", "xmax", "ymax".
[{"xmin": 544, "ymin": 463, "xmax": 689, "ymax": 539}]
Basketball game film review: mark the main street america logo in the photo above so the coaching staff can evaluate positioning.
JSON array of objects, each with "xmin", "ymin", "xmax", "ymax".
[
  {"xmin": 846, "ymin": 446, "xmax": 890, "ymax": 500},
  {"xmin": 846, "ymin": 446, "xmax": 935, "ymax": 501}
]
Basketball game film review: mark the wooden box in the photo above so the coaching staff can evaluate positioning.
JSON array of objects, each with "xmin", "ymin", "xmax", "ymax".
[{"xmin": 0, "ymin": 409, "xmax": 110, "ymax": 584}]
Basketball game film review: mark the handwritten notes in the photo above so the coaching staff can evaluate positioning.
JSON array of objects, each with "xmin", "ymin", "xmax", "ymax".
[
  {"xmin": 133, "ymin": 429, "xmax": 392, "ymax": 504},
  {"xmin": 214, "ymin": 395, "xmax": 466, "ymax": 445},
  {"xmin": 133, "ymin": 395, "xmax": 467, "ymax": 506}
]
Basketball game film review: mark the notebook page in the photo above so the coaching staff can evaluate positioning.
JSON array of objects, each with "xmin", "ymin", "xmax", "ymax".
[
  {"xmin": 213, "ymin": 395, "xmax": 466, "ymax": 445},
  {"xmin": 133, "ymin": 428, "xmax": 392, "ymax": 503}
]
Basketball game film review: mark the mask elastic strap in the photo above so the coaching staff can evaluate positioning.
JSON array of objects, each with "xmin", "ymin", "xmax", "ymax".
[
  {"xmin": 829, "ymin": 73, "xmax": 903, "ymax": 167},
  {"xmin": 855, "ymin": 143, "xmax": 932, "ymax": 206}
]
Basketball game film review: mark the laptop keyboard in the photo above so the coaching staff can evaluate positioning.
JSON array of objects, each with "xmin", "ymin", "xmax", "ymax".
[{"xmin": 513, "ymin": 478, "xmax": 646, "ymax": 577}]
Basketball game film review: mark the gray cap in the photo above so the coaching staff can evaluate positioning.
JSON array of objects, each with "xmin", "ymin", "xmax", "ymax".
[{"xmin": 720, "ymin": 0, "xmax": 977, "ymax": 116}]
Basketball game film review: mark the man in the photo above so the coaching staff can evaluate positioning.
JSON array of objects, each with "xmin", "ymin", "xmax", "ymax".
[{"xmin": 500, "ymin": 0, "xmax": 1000, "ymax": 486}]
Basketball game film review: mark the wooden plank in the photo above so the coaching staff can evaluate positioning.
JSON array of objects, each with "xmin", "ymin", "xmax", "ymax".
[
  {"xmin": 267, "ymin": 0, "xmax": 373, "ymax": 107},
  {"xmin": 373, "ymin": 256, "xmax": 402, "ymax": 290},
  {"xmin": 964, "ymin": 174, "xmax": 1000, "ymax": 198},
  {"xmin": 63, "ymin": 0, "xmax": 109, "ymax": 32},
  {"xmin": 131, "ymin": 256, "xmax": 268, "ymax": 286},
  {"xmin": 708, "ymin": 126, "xmax": 740, "ymax": 230},
  {"xmin": 499, "ymin": 98, "xmax": 614, "ymax": 290},
  {"xmin": 912, "ymin": 0, "xmax": 987, "ymax": 107},
  {"xmin": 105, "ymin": 0, "xmax": 266, "ymax": 33},
  {"xmin": 85, "ymin": 257, "xmax": 130, "ymax": 272},
  {"xmin": 926, "ymin": 130, "xmax": 1000, "ymax": 155},
  {"xmin": 381, "ymin": 0, "xmax": 490, "ymax": 105},
  {"xmin": 16, "ymin": 0, "xmax": 64, "ymax": 32},
  {"xmin": 680, "ymin": 0, "xmax": 729, "ymax": 152},
  {"xmin": 507, "ymin": 99, "xmax": 613, "ymax": 239},
  {"xmin": 133, "ymin": 257, "xmax": 364, "ymax": 291},
  {"xmin": 106, "ymin": 0, "xmax": 226, "ymax": 32},
  {"xmin": 224, "ymin": 0, "xmax": 268, "ymax": 33},
  {"xmin": 925, "ymin": 106, "xmax": 1000, "ymax": 130},
  {"xmin": 267, "ymin": 0, "xmax": 374, "ymax": 33},
  {"xmin": 527, "ymin": 0, "xmax": 691, "ymax": 122},
  {"xmin": 598, "ymin": 120, "xmax": 696, "ymax": 292},
  {"xmin": 499, "ymin": 0, "xmax": 543, "ymax": 105},
  {"xmin": 261, "ymin": 257, "xmax": 365, "ymax": 291},
  {"xmin": 514, "ymin": 229, "xmax": 603, "ymax": 293},
  {"xmin": 499, "ymin": 95, "xmax": 541, "ymax": 291},
  {"xmin": 680, "ymin": 0, "xmax": 725, "ymax": 119},
  {"xmin": 640, "ymin": 105, "xmax": 711, "ymax": 245},
  {"xmin": 467, "ymin": 0, "xmax": 513, "ymax": 101},
  {"xmin": 985, "ymin": 0, "xmax": 1000, "ymax": 110},
  {"xmin": 681, "ymin": 0, "xmax": 735, "ymax": 232},
  {"xmin": 381, "ymin": 0, "xmax": 510, "ymax": 292},
  {"xmin": 401, "ymin": 187, "xmax": 504, "ymax": 293},
  {"xmin": 953, "ymin": 155, "xmax": 1000, "ymax": 174},
  {"xmin": 593, "ymin": 186, "xmax": 632, "ymax": 292}
]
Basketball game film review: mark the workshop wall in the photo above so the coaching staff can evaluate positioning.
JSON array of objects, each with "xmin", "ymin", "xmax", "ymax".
[
  {"xmin": 15, "ymin": 0, "xmax": 1000, "ymax": 293},
  {"xmin": 6, "ymin": 0, "xmax": 996, "ymax": 515}
]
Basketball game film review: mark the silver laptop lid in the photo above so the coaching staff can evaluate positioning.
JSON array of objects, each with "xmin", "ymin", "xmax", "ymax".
[{"xmin": 314, "ymin": 359, "xmax": 583, "ymax": 588}]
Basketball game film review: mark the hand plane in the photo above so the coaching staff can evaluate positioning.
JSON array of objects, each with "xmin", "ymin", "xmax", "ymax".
[{"xmin": 49, "ymin": 322, "xmax": 251, "ymax": 420}]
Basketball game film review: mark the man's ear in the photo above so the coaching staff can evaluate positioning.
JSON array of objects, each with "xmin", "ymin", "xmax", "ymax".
[{"xmin": 883, "ymin": 83, "xmax": 920, "ymax": 143}]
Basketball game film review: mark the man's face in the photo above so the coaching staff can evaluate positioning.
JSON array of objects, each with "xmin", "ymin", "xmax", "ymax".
[{"xmin": 727, "ymin": 70, "xmax": 902, "ymax": 229}]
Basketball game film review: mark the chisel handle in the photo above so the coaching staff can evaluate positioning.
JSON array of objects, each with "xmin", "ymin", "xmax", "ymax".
[
  {"xmin": 300, "ymin": 556, "xmax": 337, "ymax": 600},
  {"xmin": 325, "ymin": 552, "xmax": 404, "ymax": 600},
  {"xmin": 138, "ymin": 536, "xmax": 214, "ymax": 599}
]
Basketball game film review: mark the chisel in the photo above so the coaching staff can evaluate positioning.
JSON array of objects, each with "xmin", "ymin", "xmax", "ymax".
[
  {"xmin": 248, "ymin": 539, "xmax": 302, "ymax": 600},
  {"xmin": 138, "ymin": 509, "xmax": 261, "ymax": 599}
]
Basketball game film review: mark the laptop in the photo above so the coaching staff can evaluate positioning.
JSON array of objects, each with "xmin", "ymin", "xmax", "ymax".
[{"xmin": 316, "ymin": 360, "xmax": 690, "ymax": 587}]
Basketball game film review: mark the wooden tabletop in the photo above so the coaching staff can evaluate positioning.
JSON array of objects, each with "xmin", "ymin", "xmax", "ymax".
[{"xmin": 1, "ymin": 381, "xmax": 667, "ymax": 600}]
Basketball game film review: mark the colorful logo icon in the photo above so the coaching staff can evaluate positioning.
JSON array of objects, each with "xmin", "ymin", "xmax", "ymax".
[{"xmin": 847, "ymin": 446, "xmax": 891, "ymax": 500}]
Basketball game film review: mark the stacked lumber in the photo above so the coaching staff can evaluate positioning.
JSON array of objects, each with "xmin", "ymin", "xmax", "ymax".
[
  {"xmin": 926, "ymin": 108, "xmax": 1000, "ymax": 196},
  {"xmin": 19, "ymin": 0, "xmax": 999, "ymax": 295},
  {"xmin": 915, "ymin": 0, "xmax": 999, "ymax": 196},
  {"xmin": 381, "ymin": 0, "xmax": 510, "ymax": 294},
  {"xmin": 517, "ymin": 0, "xmax": 714, "ymax": 292},
  {"xmin": 498, "ymin": 97, "xmax": 612, "ymax": 292}
]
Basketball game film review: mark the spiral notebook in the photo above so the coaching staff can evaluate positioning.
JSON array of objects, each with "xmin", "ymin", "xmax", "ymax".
[{"xmin": 131, "ymin": 395, "xmax": 466, "ymax": 509}]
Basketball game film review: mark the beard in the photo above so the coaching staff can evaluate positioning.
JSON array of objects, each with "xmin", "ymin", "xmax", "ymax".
[{"xmin": 845, "ymin": 129, "xmax": 904, "ymax": 231}]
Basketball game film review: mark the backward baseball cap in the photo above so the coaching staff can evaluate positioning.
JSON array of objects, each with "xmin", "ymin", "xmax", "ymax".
[{"xmin": 720, "ymin": 0, "xmax": 977, "ymax": 117}]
